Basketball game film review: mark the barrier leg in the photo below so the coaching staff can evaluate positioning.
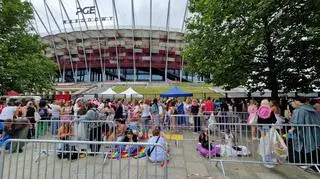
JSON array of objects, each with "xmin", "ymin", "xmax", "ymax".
[
  {"xmin": 314, "ymin": 165, "xmax": 320, "ymax": 173},
  {"xmin": 215, "ymin": 160, "xmax": 226, "ymax": 176},
  {"xmin": 34, "ymin": 150, "xmax": 48, "ymax": 162},
  {"xmin": 103, "ymin": 153, "xmax": 108, "ymax": 164}
]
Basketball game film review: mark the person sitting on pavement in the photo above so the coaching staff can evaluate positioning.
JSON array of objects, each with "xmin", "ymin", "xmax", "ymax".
[
  {"xmin": 147, "ymin": 128, "xmax": 167, "ymax": 163},
  {"xmin": 57, "ymin": 122, "xmax": 73, "ymax": 140}
]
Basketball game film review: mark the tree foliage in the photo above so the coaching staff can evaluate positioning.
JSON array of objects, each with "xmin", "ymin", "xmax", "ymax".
[
  {"xmin": 183, "ymin": 0, "xmax": 320, "ymax": 98},
  {"xmin": 0, "ymin": 0, "xmax": 57, "ymax": 94}
]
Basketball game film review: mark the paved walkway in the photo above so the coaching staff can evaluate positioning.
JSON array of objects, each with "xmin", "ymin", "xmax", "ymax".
[
  {"xmin": 171, "ymin": 139, "xmax": 320, "ymax": 179},
  {"xmin": 1, "ymin": 133, "xmax": 320, "ymax": 179}
]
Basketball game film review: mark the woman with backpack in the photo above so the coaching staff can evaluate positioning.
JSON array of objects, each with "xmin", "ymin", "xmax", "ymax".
[
  {"xmin": 36, "ymin": 100, "xmax": 50, "ymax": 136},
  {"xmin": 257, "ymin": 99, "xmax": 277, "ymax": 137},
  {"xmin": 257, "ymin": 99, "xmax": 277, "ymax": 168},
  {"xmin": 25, "ymin": 101, "xmax": 36, "ymax": 139}
]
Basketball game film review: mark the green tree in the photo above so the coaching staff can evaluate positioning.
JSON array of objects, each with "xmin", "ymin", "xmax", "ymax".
[
  {"xmin": 183, "ymin": 0, "xmax": 320, "ymax": 98},
  {"xmin": 0, "ymin": 0, "xmax": 57, "ymax": 94}
]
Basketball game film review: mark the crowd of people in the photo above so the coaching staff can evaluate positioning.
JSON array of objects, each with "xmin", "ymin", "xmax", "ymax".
[
  {"xmin": 1, "ymin": 96, "xmax": 320, "ymax": 169},
  {"xmin": 0, "ymin": 96, "xmax": 221, "ymax": 162},
  {"xmin": 244, "ymin": 97, "xmax": 320, "ymax": 171}
]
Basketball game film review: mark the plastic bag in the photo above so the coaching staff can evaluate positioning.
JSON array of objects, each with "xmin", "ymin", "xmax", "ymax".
[
  {"xmin": 258, "ymin": 126, "xmax": 288, "ymax": 164},
  {"xmin": 273, "ymin": 130, "xmax": 288, "ymax": 163},
  {"xmin": 258, "ymin": 133, "xmax": 276, "ymax": 164},
  {"xmin": 34, "ymin": 112, "xmax": 41, "ymax": 122},
  {"xmin": 189, "ymin": 115, "xmax": 194, "ymax": 125}
]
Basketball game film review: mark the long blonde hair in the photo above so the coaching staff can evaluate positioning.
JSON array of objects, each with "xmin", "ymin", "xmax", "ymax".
[{"xmin": 260, "ymin": 99, "xmax": 270, "ymax": 106}]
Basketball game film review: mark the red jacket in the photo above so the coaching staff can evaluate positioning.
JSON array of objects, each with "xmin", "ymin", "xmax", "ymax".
[{"xmin": 204, "ymin": 100, "xmax": 215, "ymax": 113}]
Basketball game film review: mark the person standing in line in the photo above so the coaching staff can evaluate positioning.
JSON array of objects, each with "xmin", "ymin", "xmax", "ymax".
[
  {"xmin": 247, "ymin": 99, "xmax": 258, "ymax": 140},
  {"xmin": 177, "ymin": 99, "xmax": 185, "ymax": 133},
  {"xmin": 141, "ymin": 99, "xmax": 151, "ymax": 139},
  {"xmin": 184, "ymin": 98, "xmax": 192, "ymax": 128},
  {"xmin": 151, "ymin": 98, "xmax": 160, "ymax": 127},
  {"xmin": 49, "ymin": 100, "xmax": 61, "ymax": 135},
  {"xmin": 289, "ymin": 97, "xmax": 320, "ymax": 172},
  {"xmin": 114, "ymin": 100, "xmax": 123, "ymax": 120},
  {"xmin": 37, "ymin": 100, "xmax": 50, "ymax": 136},
  {"xmin": 313, "ymin": 98, "xmax": 320, "ymax": 112},
  {"xmin": 257, "ymin": 99, "xmax": 277, "ymax": 137},
  {"xmin": 191, "ymin": 99, "xmax": 201, "ymax": 133},
  {"xmin": 25, "ymin": 101, "xmax": 36, "ymax": 139},
  {"xmin": 85, "ymin": 103, "xmax": 102, "ymax": 154}
]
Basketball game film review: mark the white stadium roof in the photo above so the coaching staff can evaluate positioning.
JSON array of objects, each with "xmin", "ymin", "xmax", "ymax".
[{"xmin": 29, "ymin": 0, "xmax": 190, "ymax": 37}]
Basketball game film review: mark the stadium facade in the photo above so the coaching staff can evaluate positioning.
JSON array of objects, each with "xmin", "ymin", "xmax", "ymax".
[{"xmin": 30, "ymin": 0, "xmax": 202, "ymax": 83}]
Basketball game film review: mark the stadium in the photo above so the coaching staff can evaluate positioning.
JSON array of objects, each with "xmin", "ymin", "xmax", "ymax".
[{"xmin": 29, "ymin": 0, "xmax": 203, "ymax": 83}]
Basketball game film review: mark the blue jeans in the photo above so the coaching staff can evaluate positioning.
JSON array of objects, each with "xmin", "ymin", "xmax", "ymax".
[
  {"xmin": 51, "ymin": 117, "xmax": 59, "ymax": 135},
  {"xmin": 142, "ymin": 116, "xmax": 150, "ymax": 135},
  {"xmin": 153, "ymin": 114, "xmax": 160, "ymax": 127}
]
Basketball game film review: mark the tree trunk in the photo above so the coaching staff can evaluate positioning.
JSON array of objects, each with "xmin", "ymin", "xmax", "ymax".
[
  {"xmin": 270, "ymin": 78, "xmax": 279, "ymax": 99},
  {"xmin": 263, "ymin": 17, "xmax": 279, "ymax": 100}
]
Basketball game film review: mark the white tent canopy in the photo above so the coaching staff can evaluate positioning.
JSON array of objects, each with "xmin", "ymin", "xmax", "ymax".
[
  {"xmin": 100, "ymin": 88, "xmax": 117, "ymax": 95},
  {"xmin": 212, "ymin": 86, "xmax": 318, "ymax": 98},
  {"xmin": 212, "ymin": 86, "xmax": 271, "ymax": 98},
  {"xmin": 119, "ymin": 87, "xmax": 143, "ymax": 98}
]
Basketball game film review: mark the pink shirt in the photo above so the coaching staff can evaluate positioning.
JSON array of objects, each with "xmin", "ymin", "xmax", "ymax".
[{"xmin": 247, "ymin": 105, "xmax": 257, "ymax": 123}]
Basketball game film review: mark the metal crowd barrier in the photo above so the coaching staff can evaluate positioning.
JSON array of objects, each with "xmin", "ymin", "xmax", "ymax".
[
  {"xmin": 126, "ymin": 114, "xmax": 242, "ymax": 147},
  {"xmin": 207, "ymin": 123, "xmax": 320, "ymax": 176},
  {"xmin": 230, "ymin": 112, "xmax": 249, "ymax": 123},
  {"xmin": 0, "ymin": 139, "xmax": 169, "ymax": 179},
  {"xmin": 35, "ymin": 119, "xmax": 115, "ymax": 141}
]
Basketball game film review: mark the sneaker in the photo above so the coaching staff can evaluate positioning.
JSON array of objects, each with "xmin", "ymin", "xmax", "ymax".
[
  {"xmin": 264, "ymin": 164, "xmax": 275, "ymax": 168},
  {"xmin": 299, "ymin": 166, "xmax": 309, "ymax": 170}
]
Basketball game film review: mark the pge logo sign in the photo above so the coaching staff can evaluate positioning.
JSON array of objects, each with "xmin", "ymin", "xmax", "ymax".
[{"xmin": 76, "ymin": 6, "xmax": 95, "ymax": 15}]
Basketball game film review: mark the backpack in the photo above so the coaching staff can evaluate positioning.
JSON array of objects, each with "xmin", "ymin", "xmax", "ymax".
[
  {"xmin": 151, "ymin": 104, "xmax": 159, "ymax": 115},
  {"xmin": 257, "ymin": 106, "xmax": 272, "ymax": 120},
  {"xmin": 38, "ymin": 108, "xmax": 48, "ymax": 118}
]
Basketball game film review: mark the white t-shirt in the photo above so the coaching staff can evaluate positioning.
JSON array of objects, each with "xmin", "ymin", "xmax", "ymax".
[
  {"xmin": 141, "ymin": 104, "xmax": 151, "ymax": 117},
  {"xmin": 50, "ymin": 104, "xmax": 61, "ymax": 118},
  {"xmin": 0, "ymin": 106, "xmax": 17, "ymax": 120}
]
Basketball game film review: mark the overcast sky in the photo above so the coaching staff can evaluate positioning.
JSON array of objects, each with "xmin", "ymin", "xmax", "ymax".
[{"xmin": 29, "ymin": 0, "xmax": 189, "ymax": 36}]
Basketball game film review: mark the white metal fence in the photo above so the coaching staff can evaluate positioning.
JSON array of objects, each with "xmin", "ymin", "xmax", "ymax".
[
  {"xmin": 0, "ymin": 139, "xmax": 169, "ymax": 179},
  {"xmin": 207, "ymin": 123, "xmax": 320, "ymax": 176}
]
